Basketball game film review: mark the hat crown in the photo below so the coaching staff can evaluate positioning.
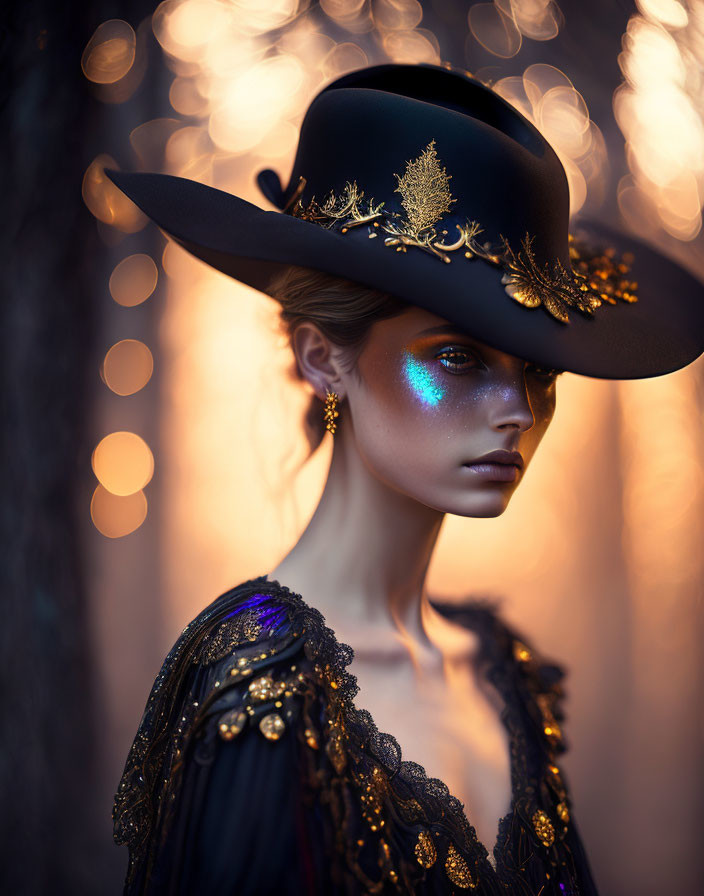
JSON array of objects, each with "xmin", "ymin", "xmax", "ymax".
[{"xmin": 263, "ymin": 64, "xmax": 571, "ymax": 266}]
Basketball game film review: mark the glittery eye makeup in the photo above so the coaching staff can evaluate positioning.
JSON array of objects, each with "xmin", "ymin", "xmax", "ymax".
[{"xmin": 402, "ymin": 351, "xmax": 446, "ymax": 406}]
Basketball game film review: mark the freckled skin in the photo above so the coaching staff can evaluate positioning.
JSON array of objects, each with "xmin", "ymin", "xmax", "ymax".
[{"xmin": 339, "ymin": 306, "xmax": 560, "ymax": 518}]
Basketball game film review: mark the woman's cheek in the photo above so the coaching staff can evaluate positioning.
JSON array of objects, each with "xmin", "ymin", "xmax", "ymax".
[
  {"xmin": 525, "ymin": 382, "xmax": 557, "ymax": 448},
  {"xmin": 400, "ymin": 352, "xmax": 447, "ymax": 408}
]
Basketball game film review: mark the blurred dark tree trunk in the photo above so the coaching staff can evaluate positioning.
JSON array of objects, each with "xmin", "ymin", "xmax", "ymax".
[{"xmin": 0, "ymin": 2, "xmax": 149, "ymax": 892}]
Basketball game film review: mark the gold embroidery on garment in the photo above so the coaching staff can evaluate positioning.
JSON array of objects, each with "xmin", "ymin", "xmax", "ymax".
[
  {"xmin": 248, "ymin": 673, "xmax": 288, "ymax": 703},
  {"xmin": 556, "ymin": 800, "xmax": 570, "ymax": 823},
  {"xmin": 532, "ymin": 809, "xmax": 556, "ymax": 848},
  {"xmin": 358, "ymin": 764, "xmax": 389, "ymax": 832},
  {"xmin": 512, "ymin": 639, "xmax": 533, "ymax": 663},
  {"xmin": 217, "ymin": 708, "xmax": 247, "ymax": 741},
  {"xmin": 290, "ymin": 140, "xmax": 638, "ymax": 324},
  {"xmin": 536, "ymin": 692, "xmax": 563, "ymax": 744},
  {"xmin": 445, "ymin": 843, "xmax": 477, "ymax": 889},
  {"xmin": 259, "ymin": 712, "xmax": 286, "ymax": 740},
  {"xmin": 414, "ymin": 830, "xmax": 437, "ymax": 868}
]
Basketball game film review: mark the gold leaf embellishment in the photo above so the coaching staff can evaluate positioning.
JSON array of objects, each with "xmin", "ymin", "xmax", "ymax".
[
  {"xmin": 414, "ymin": 830, "xmax": 437, "ymax": 869},
  {"xmin": 536, "ymin": 692, "xmax": 563, "ymax": 744},
  {"xmin": 444, "ymin": 843, "xmax": 478, "ymax": 889},
  {"xmin": 259, "ymin": 712, "xmax": 286, "ymax": 741},
  {"xmin": 500, "ymin": 233, "xmax": 602, "ymax": 324},
  {"xmin": 532, "ymin": 809, "xmax": 556, "ymax": 848},
  {"xmin": 290, "ymin": 141, "xmax": 639, "ymax": 324},
  {"xmin": 217, "ymin": 708, "xmax": 247, "ymax": 741},
  {"xmin": 512, "ymin": 639, "xmax": 533, "ymax": 663},
  {"xmin": 394, "ymin": 139, "xmax": 456, "ymax": 238}
]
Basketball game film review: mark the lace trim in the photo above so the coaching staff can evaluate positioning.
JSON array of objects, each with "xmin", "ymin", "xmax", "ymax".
[
  {"xmin": 115, "ymin": 573, "xmax": 572, "ymax": 891},
  {"xmin": 250, "ymin": 575, "xmax": 530, "ymax": 873}
]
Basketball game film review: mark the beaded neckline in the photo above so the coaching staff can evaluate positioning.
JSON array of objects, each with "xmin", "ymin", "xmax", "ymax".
[{"xmin": 251, "ymin": 573, "xmax": 528, "ymax": 875}]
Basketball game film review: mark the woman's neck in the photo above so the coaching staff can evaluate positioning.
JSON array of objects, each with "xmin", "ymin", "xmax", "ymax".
[{"xmin": 268, "ymin": 426, "xmax": 446, "ymax": 653}]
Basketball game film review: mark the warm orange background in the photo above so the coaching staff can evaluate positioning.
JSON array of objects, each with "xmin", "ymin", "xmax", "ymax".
[{"xmin": 83, "ymin": 2, "xmax": 704, "ymax": 893}]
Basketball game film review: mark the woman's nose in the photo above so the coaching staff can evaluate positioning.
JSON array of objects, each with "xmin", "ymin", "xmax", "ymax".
[{"xmin": 487, "ymin": 374, "xmax": 535, "ymax": 433}]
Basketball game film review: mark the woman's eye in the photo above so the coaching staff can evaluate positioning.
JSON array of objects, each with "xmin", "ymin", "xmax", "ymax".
[{"xmin": 436, "ymin": 348, "xmax": 479, "ymax": 372}]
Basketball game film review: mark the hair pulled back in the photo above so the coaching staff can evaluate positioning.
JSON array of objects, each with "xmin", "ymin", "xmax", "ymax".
[{"xmin": 268, "ymin": 264, "xmax": 407, "ymax": 453}]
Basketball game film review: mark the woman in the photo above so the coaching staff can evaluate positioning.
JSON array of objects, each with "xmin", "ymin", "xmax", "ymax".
[{"xmin": 108, "ymin": 64, "xmax": 704, "ymax": 894}]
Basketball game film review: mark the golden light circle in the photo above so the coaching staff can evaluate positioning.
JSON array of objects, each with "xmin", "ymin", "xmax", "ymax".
[
  {"xmin": 81, "ymin": 19, "xmax": 136, "ymax": 84},
  {"xmin": 109, "ymin": 254, "xmax": 158, "ymax": 306},
  {"xmin": 103, "ymin": 340, "xmax": 154, "ymax": 396},
  {"xmin": 82, "ymin": 155, "xmax": 147, "ymax": 232},
  {"xmin": 467, "ymin": 3, "xmax": 522, "ymax": 59},
  {"xmin": 92, "ymin": 431, "xmax": 154, "ymax": 496},
  {"xmin": 91, "ymin": 484, "xmax": 148, "ymax": 538}
]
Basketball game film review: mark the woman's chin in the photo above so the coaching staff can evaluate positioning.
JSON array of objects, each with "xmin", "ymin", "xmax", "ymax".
[{"xmin": 446, "ymin": 490, "xmax": 514, "ymax": 519}]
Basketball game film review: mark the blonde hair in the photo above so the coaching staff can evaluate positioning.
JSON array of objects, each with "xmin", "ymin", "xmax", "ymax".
[{"xmin": 268, "ymin": 264, "xmax": 407, "ymax": 453}]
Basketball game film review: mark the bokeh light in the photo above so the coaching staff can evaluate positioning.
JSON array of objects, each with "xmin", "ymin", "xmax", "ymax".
[
  {"xmin": 615, "ymin": 1, "xmax": 704, "ymax": 240},
  {"xmin": 102, "ymin": 340, "xmax": 154, "ymax": 396},
  {"xmin": 109, "ymin": 254, "xmax": 159, "ymax": 306},
  {"xmin": 82, "ymin": 156, "xmax": 148, "ymax": 233},
  {"xmin": 491, "ymin": 65, "xmax": 606, "ymax": 215},
  {"xmin": 92, "ymin": 431, "xmax": 155, "ymax": 496},
  {"xmin": 91, "ymin": 484, "xmax": 148, "ymax": 538},
  {"xmin": 468, "ymin": 3, "xmax": 522, "ymax": 58},
  {"xmin": 81, "ymin": 19, "xmax": 136, "ymax": 84},
  {"xmin": 467, "ymin": 0, "xmax": 562, "ymax": 58}
]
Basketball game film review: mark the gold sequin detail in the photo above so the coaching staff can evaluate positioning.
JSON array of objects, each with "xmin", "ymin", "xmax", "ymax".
[
  {"xmin": 445, "ymin": 844, "xmax": 477, "ymax": 889},
  {"xmin": 569, "ymin": 236, "xmax": 638, "ymax": 306},
  {"xmin": 414, "ymin": 830, "xmax": 437, "ymax": 869},
  {"xmin": 259, "ymin": 712, "xmax": 285, "ymax": 741},
  {"xmin": 556, "ymin": 800, "xmax": 570, "ymax": 823},
  {"xmin": 532, "ymin": 809, "xmax": 556, "ymax": 847},
  {"xmin": 304, "ymin": 728, "xmax": 319, "ymax": 749},
  {"xmin": 325, "ymin": 716, "xmax": 347, "ymax": 773},
  {"xmin": 359, "ymin": 765, "xmax": 388, "ymax": 829},
  {"xmin": 217, "ymin": 709, "xmax": 246, "ymax": 741},
  {"xmin": 243, "ymin": 614, "xmax": 262, "ymax": 642},
  {"xmin": 196, "ymin": 610, "xmax": 263, "ymax": 663},
  {"xmin": 536, "ymin": 693, "xmax": 563, "ymax": 743},
  {"xmin": 248, "ymin": 674, "xmax": 275, "ymax": 701},
  {"xmin": 512, "ymin": 639, "xmax": 533, "ymax": 663},
  {"xmin": 248, "ymin": 673, "xmax": 289, "ymax": 703}
]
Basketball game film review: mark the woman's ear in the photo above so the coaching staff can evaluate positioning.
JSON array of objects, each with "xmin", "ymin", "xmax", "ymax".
[{"xmin": 291, "ymin": 321, "xmax": 346, "ymax": 401}]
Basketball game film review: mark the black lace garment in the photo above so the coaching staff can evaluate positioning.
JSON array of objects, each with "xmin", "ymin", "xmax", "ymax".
[{"xmin": 114, "ymin": 576, "xmax": 600, "ymax": 895}]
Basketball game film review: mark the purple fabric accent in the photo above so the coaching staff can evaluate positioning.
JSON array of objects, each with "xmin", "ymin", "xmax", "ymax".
[{"xmin": 224, "ymin": 593, "xmax": 288, "ymax": 632}]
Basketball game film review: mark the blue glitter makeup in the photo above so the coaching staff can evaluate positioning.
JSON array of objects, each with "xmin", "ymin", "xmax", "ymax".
[{"xmin": 402, "ymin": 351, "xmax": 446, "ymax": 406}]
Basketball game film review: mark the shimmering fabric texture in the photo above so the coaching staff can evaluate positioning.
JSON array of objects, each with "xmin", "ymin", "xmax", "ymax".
[{"xmin": 114, "ymin": 577, "xmax": 600, "ymax": 895}]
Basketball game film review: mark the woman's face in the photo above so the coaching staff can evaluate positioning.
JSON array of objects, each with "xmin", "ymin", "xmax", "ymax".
[{"xmin": 339, "ymin": 306, "xmax": 562, "ymax": 518}]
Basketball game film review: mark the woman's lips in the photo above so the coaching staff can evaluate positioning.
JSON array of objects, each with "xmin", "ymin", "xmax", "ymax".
[
  {"xmin": 462, "ymin": 449, "xmax": 524, "ymax": 482},
  {"xmin": 462, "ymin": 462, "xmax": 520, "ymax": 482}
]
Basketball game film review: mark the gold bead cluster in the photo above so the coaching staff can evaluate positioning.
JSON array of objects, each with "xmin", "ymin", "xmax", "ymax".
[
  {"xmin": 531, "ymin": 809, "xmax": 556, "ymax": 848},
  {"xmin": 414, "ymin": 830, "xmax": 437, "ymax": 868},
  {"xmin": 323, "ymin": 388, "xmax": 340, "ymax": 435},
  {"xmin": 445, "ymin": 843, "xmax": 477, "ymax": 889}
]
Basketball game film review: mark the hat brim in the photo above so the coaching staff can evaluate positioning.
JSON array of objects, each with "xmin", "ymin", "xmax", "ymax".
[{"xmin": 107, "ymin": 169, "xmax": 704, "ymax": 380}]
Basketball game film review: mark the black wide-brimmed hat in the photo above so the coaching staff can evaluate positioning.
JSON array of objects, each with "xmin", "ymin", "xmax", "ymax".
[{"xmin": 107, "ymin": 63, "xmax": 704, "ymax": 379}]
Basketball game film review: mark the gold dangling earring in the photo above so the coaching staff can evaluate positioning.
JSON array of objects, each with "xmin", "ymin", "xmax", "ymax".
[{"xmin": 323, "ymin": 388, "xmax": 340, "ymax": 435}]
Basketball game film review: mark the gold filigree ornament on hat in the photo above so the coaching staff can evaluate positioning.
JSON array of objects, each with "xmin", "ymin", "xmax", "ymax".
[{"xmin": 291, "ymin": 140, "xmax": 639, "ymax": 325}]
